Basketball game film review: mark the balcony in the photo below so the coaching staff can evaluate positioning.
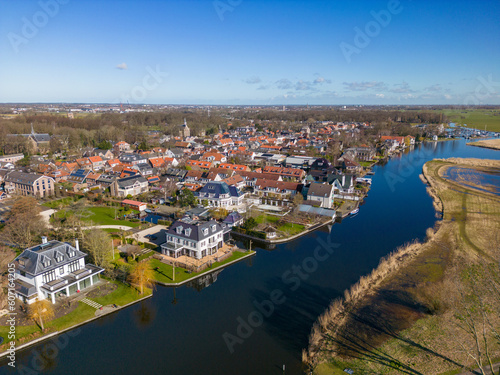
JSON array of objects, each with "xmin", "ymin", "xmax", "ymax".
[{"xmin": 43, "ymin": 278, "xmax": 68, "ymax": 291}]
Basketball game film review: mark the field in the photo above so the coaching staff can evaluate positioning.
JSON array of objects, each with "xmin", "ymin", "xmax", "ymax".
[
  {"xmin": 467, "ymin": 138, "xmax": 500, "ymax": 150},
  {"xmin": 438, "ymin": 108, "xmax": 500, "ymax": 132},
  {"xmin": 307, "ymin": 158, "xmax": 500, "ymax": 375}
]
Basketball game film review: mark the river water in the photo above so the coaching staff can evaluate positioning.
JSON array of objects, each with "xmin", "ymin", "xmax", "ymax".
[{"xmin": 1, "ymin": 139, "xmax": 499, "ymax": 375}]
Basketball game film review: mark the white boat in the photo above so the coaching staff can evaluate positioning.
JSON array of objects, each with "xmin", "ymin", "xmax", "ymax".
[{"xmin": 350, "ymin": 208, "xmax": 359, "ymax": 215}]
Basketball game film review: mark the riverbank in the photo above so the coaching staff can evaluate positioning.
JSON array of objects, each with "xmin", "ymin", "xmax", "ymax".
[
  {"xmin": 151, "ymin": 250, "xmax": 256, "ymax": 286},
  {"xmin": 305, "ymin": 157, "xmax": 500, "ymax": 375},
  {"xmin": 467, "ymin": 138, "xmax": 500, "ymax": 151},
  {"xmin": 0, "ymin": 280, "xmax": 152, "ymax": 359}
]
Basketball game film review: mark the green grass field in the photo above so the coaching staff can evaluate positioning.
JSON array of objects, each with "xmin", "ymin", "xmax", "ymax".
[
  {"xmin": 0, "ymin": 280, "xmax": 149, "ymax": 347},
  {"xmin": 54, "ymin": 206, "xmax": 141, "ymax": 227},
  {"xmin": 278, "ymin": 222, "xmax": 305, "ymax": 236},
  {"xmin": 437, "ymin": 109, "xmax": 500, "ymax": 132},
  {"xmin": 150, "ymin": 251, "xmax": 254, "ymax": 284}
]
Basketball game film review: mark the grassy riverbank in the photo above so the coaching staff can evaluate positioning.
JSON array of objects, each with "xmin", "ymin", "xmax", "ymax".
[
  {"xmin": 467, "ymin": 138, "xmax": 500, "ymax": 151},
  {"xmin": 0, "ymin": 279, "xmax": 151, "ymax": 351},
  {"xmin": 305, "ymin": 158, "xmax": 500, "ymax": 375},
  {"xmin": 151, "ymin": 250, "xmax": 255, "ymax": 285}
]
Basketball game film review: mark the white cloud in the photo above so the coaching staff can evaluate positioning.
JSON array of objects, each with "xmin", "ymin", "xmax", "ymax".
[
  {"xmin": 390, "ymin": 82, "xmax": 415, "ymax": 93},
  {"xmin": 343, "ymin": 81, "xmax": 386, "ymax": 91},
  {"xmin": 116, "ymin": 62, "xmax": 128, "ymax": 70}
]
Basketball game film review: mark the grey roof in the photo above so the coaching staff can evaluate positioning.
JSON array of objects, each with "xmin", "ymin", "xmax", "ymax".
[
  {"xmin": 307, "ymin": 182, "xmax": 333, "ymax": 197},
  {"xmin": 119, "ymin": 154, "xmax": 147, "ymax": 163},
  {"xmin": 31, "ymin": 134, "xmax": 51, "ymax": 143},
  {"xmin": 116, "ymin": 174, "xmax": 148, "ymax": 188},
  {"xmin": 196, "ymin": 181, "xmax": 241, "ymax": 198},
  {"xmin": 5, "ymin": 171, "xmax": 48, "ymax": 185},
  {"xmin": 15, "ymin": 279, "xmax": 37, "ymax": 297},
  {"xmin": 15, "ymin": 240, "xmax": 86, "ymax": 276},
  {"xmin": 166, "ymin": 219, "xmax": 222, "ymax": 242},
  {"xmin": 223, "ymin": 211, "xmax": 243, "ymax": 224}
]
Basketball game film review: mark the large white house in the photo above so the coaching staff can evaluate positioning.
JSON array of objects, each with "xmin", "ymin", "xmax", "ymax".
[
  {"xmin": 13, "ymin": 238, "xmax": 104, "ymax": 304},
  {"xmin": 161, "ymin": 219, "xmax": 224, "ymax": 259},
  {"xmin": 194, "ymin": 181, "xmax": 245, "ymax": 208}
]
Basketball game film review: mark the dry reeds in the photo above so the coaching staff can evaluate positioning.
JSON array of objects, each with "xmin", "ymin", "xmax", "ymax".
[{"xmin": 304, "ymin": 240, "xmax": 424, "ymax": 368}]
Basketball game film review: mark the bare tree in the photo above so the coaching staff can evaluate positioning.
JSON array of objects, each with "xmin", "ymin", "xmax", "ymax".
[
  {"xmin": 28, "ymin": 299, "xmax": 54, "ymax": 331},
  {"xmin": 82, "ymin": 229, "xmax": 113, "ymax": 269},
  {"xmin": 1, "ymin": 197, "xmax": 47, "ymax": 248}
]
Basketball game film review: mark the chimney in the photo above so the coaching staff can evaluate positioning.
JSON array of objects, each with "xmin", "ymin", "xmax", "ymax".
[
  {"xmin": 75, "ymin": 239, "xmax": 79, "ymax": 251},
  {"xmin": 41, "ymin": 236, "xmax": 48, "ymax": 244}
]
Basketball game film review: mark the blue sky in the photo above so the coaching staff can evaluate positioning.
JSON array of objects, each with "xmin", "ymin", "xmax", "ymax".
[{"xmin": 1, "ymin": 0, "xmax": 499, "ymax": 105}]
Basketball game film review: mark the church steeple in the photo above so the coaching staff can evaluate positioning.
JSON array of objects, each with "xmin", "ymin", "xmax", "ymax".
[{"xmin": 31, "ymin": 123, "xmax": 35, "ymax": 135}]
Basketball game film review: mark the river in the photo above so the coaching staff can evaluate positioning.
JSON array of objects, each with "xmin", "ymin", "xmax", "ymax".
[{"xmin": 1, "ymin": 139, "xmax": 499, "ymax": 375}]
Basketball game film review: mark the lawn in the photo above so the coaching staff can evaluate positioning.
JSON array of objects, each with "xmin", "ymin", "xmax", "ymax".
[
  {"xmin": 86, "ymin": 207, "xmax": 141, "ymax": 227},
  {"xmin": 54, "ymin": 206, "xmax": 141, "ymax": 228},
  {"xmin": 253, "ymin": 214, "xmax": 280, "ymax": 225},
  {"xmin": 278, "ymin": 222, "xmax": 305, "ymax": 236},
  {"xmin": 42, "ymin": 197, "xmax": 75, "ymax": 209},
  {"xmin": 0, "ymin": 280, "xmax": 148, "ymax": 348},
  {"xmin": 150, "ymin": 250, "xmax": 254, "ymax": 284}
]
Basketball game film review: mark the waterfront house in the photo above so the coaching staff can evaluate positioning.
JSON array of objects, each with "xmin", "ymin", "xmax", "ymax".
[
  {"xmin": 161, "ymin": 219, "xmax": 224, "ymax": 259},
  {"xmin": 307, "ymin": 183, "xmax": 335, "ymax": 209},
  {"xmin": 13, "ymin": 237, "xmax": 104, "ymax": 304}
]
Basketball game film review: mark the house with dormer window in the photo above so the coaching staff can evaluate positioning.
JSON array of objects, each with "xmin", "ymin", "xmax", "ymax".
[
  {"xmin": 161, "ymin": 219, "xmax": 224, "ymax": 259},
  {"xmin": 194, "ymin": 181, "xmax": 245, "ymax": 208},
  {"xmin": 13, "ymin": 237, "xmax": 104, "ymax": 304}
]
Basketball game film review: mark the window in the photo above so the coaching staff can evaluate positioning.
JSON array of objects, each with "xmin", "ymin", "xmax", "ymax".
[
  {"xmin": 42, "ymin": 270, "xmax": 56, "ymax": 283},
  {"xmin": 59, "ymin": 267, "xmax": 64, "ymax": 274},
  {"xmin": 69, "ymin": 260, "xmax": 80, "ymax": 272},
  {"xmin": 211, "ymin": 225, "xmax": 216, "ymax": 232}
]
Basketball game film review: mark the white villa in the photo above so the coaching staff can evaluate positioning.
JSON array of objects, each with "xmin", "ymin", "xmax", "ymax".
[
  {"xmin": 161, "ymin": 219, "xmax": 224, "ymax": 260},
  {"xmin": 13, "ymin": 237, "xmax": 104, "ymax": 304}
]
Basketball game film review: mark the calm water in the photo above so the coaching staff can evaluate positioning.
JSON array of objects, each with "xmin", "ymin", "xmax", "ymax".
[{"xmin": 1, "ymin": 140, "xmax": 499, "ymax": 375}]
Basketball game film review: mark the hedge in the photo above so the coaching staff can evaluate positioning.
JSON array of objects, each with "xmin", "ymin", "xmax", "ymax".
[
  {"xmin": 137, "ymin": 250, "xmax": 155, "ymax": 262},
  {"xmin": 157, "ymin": 219, "xmax": 172, "ymax": 226}
]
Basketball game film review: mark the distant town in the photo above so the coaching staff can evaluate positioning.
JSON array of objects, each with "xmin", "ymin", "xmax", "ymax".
[{"xmin": 0, "ymin": 104, "xmax": 498, "ymax": 371}]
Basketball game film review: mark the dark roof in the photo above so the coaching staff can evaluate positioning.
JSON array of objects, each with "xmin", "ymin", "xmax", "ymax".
[
  {"xmin": 166, "ymin": 219, "xmax": 222, "ymax": 242},
  {"xmin": 196, "ymin": 181, "xmax": 241, "ymax": 198},
  {"xmin": 307, "ymin": 182, "xmax": 333, "ymax": 197},
  {"xmin": 5, "ymin": 171, "xmax": 47, "ymax": 185},
  {"xmin": 15, "ymin": 240, "xmax": 86, "ymax": 276},
  {"xmin": 32, "ymin": 134, "xmax": 51, "ymax": 143},
  {"xmin": 223, "ymin": 211, "xmax": 243, "ymax": 224},
  {"xmin": 119, "ymin": 154, "xmax": 147, "ymax": 163},
  {"xmin": 116, "ymin": 175, "xmax": 148, "ymax": 188}
]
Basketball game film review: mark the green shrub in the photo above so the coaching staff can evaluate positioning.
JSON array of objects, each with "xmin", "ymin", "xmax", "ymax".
[{"xmin": 157, "ymin": 219, "xmax": 172, "ymax": 226}]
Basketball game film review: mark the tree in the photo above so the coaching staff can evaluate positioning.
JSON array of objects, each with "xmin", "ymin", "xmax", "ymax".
[
  {"xmin": 128, "ymin": 261, "xmax": 154, "ymax": 295},
  {"xmin": 96, "ymin": 140, "xmax": 112, "ymax": 150},
  {"xmin": 28, "ymin": 299, "xmax": 54, "ymax": 331},
  {"xmin": 83, "ymin": 229, "xmax": 113, "ymax": 269},
  {"xmin": 242, "ymin": 217, "xmax": 257, "ymax": 231},
  {"xmin": 1, "ymin": 197, "xmax": 47, "ymax": 248},
  {"xmin": 293, "ymin": 193, "xmax": 304, "ymax": 206},
  {"xmin": 178, "ymin": 188, "xmax": 197, "ymax": 207}
]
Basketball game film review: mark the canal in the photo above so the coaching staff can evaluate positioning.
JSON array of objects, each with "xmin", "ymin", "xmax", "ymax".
[{"xmin": 1, "ymin": 139, "xmax": 499, "ymax": 375}]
